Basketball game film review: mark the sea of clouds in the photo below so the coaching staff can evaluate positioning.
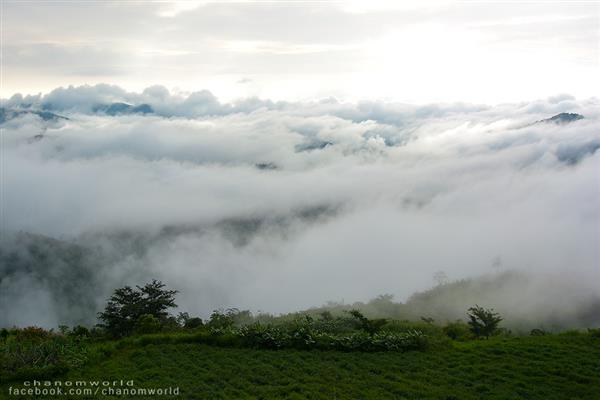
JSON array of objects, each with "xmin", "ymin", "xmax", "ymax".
[{"xmin": 1, "ymin": 85, "xmax": 599, "ymax": 327}]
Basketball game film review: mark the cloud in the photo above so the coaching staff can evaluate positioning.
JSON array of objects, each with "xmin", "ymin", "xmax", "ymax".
[
  {"xmin": 156, "ymin": 1, "xmax": 208, "ymax": 18},
  {"xmin": 4, "ymin": 2, "xmax": 597, "ymax": 102},
  {"xmin": 1, "ymin": 86, "xmax": 599, "ymax": 327}
]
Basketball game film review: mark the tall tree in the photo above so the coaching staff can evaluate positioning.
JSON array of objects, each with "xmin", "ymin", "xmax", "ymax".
[{"xmin": 98, "ymin": 280, "xmax": 178, "ymax": 337}]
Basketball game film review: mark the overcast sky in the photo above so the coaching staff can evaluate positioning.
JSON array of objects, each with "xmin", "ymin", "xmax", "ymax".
[{"xmin": 2, "ymin": 0, "xmax": 599, "ymax": 103}]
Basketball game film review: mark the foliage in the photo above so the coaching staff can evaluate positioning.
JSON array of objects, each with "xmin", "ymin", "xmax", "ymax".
[
  {"xmin": 97, "ymin": 280, "xmax": 178, "ymax": 337},
  {"xmin": 588, "ymin": 328, "xmax": 600, "ymax": 338},
  {"xmin": 319, "ymin": 310, "xmax": 333, "ymax": 321},
  {"xmin": 443, "ymin": 321, "xmax": 473, "ymax": 341},
  {"xmin": 184, "ymin": 317, "xmax": 204, "ymax": 329},
  {"xmin": 0, "ymin": 328, "xmax": 8, "ymax": 342},
  {"xmin": 134, "ymin": 314, "xmax": 162, "ymax": 335},
  {"xmin": 467, "ymin": 305, "xmax": 503, "ymax": 338},
  {"xmin": 129, "ymin": 321, "xmax": 428, "ymax": 353},
  {"xmin": 71, "ymin": 325, "xmax": 91, "ymax": 338},
  {"xmin": 176, "ymin": 312, "xmax": 203, "ymax": 329},
  {"xmin": 207, "ymin": 308, "xmax": 253, "ymax": 329},
  {"xmin": 0, "ymin": 327, "xmax": 89, "ymax": 381},
  {"xmin": 348, "ymin": 309, "xmax": 387, "ymax": 335},
  {"xmin": 530, "ymin": 328, "xmax": 548, "ymax": 336},
  {"xmin": 207, "ymin": 309, "xmax": 236, "ymax": 329}
]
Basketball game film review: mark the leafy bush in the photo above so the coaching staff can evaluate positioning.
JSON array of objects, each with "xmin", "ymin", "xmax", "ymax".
[
  {"xmin": 588, "ymin": 328, "xmax": 600, "ymax": 338},
  {"xmin": 134, "ymin": 314, "xmax": 162, "ymax": 334},
  {"xmin": 1, "ymin": 328, "xmax": 9, "ymax": 342},
  {"xmin": 443, "ymin": 321, "xmax": 472, "ymax": 341},
  {"xmin": 239, "ymin": 324, "xmax": 288, "ymax": 349},
  {"xmin": 383, "ymin": 320, "xmax": 445, "ymax": 338},
  {"xmin": 130, "ymin": 324, "xmax": 428, "ymax": 353},
  {"xmin": 310, "ymin": 314, "xmax": 356, "ymax": 334},
  {"xmin": 184, "ymin": 317, "xmax": 204, "ymax": 329},
  {"xmin": 176, "ymin": 312, "xmax": 204, "ymax": 330},
  {"xmin": 207, "ymin": 308, "xmax": 254, "ymax": 329},
  {"xmin": 207, "ymin": 310, "xmax": 236, "ymax": 329},
  {"xmin": 467, "ymin": 305, "xmax": 503, "ymax": 339},
  {"xmin": 14, "ymin": 326, "xmax": 51, "ymax": 342},
  {"xmin": 0, "ymin": 327, "xmax": 89, "ymax": 382},
  {"xmin": 314, "ymin": 330, "xmax": 427, "ymax": 352},
  {"xmin": 70, "ymin": 325, "xmax": 91, "ymax": 338},
  {"xmin": 530, "ymin": 328, "xmax": 547, "ymax": 336},
  {"xmin": 348, "ymin": 310, "xmax": 387, "ymax": 335}
]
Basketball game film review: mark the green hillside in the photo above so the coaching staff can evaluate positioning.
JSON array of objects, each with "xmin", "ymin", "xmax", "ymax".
[
  {"xmin": 3, "ymin": 278, "xmax": 600, "ymax": 399},
  {"xmin": 3, "ymin": 333, "xmax": 599, "ymax": 399}
]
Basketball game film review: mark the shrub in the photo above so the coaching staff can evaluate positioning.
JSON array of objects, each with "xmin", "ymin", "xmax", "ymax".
[
  {"xmin": 207, "ymin": 308, "xmax": 253, "ymax": 329},
  {"xmin": 348, "ymin": 310, "xmax": 387, "ymax": 335},
  {"xmin": 124, "ymin": 324, "xmax": 429, "ymax": 353},
  {"xmin": 588, "ymin": 328, "xmax": 600, "ymax": 338},
  {"xmin": 70, "ymin": 325, "xmax": 91, "ymax": 338},
  {"xmin": 177, "ymin": 312, "xmax": 204, "ymax": 329},
  {"xmin": 311, "ymin": 314, "xmax": 356, "ymax": 334},
  {"xmin": 530, "ymin": 328, "xmax": 547, "ymax": 336},
  {"xmin": 238, "ymin": 324, "xmax": 288, "ymax": 349},
  {"xmin": 185, "ymin": 317, "xmax": 204, "ymax": 329},
  {"xmin": 207, "ymin": 310, "xmax": 235, "ymax": 329},
  {"xmin": 134, "ymin": 314, "xmax": 162, "ymax": 334},
  {"xmin": 236, "ymin": 323, "xmax": 426, "ymax": 352},
  {"xmin": 0, "ymin": 327, "xmax": 89, "ymax": 382},
  {"xmin": 443, "ymin": 321, "xmax": 472, "ymax": 341},
  {"xmin": 14, "ymin": 326, "xmax": 51, "ymax": 342},
  {"xmin": 382, "ymin": 320, "xmax": 445, "ymax": 339},
  {"xmin": 467, "ymin": 305, "xmax": 503, "ymax": 339},
  {"xmin": 1, "ymin": 328, "xmax": 9, "ymax": 342},
  {"xmin": 289, "ymin": 326, "xmax": 317, "ymax": 349},
  {"xmin": 319, "ymin": 311, "xmax": 333, "ymax": 321}
]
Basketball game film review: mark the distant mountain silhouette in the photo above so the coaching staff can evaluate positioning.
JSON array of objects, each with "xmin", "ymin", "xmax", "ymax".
[
  {"xmin": 93, "ymin": 102, "xmax": 154, "ymax": 116},
  {"xmin": 537, "ymin": 112, "xmax": 584, "ymax": 125},
  {"xmin": 295, "ymin": 140, "xmax": 333, "ymax": 152},
  {"xmin": 0, "ymin": 107, "xmax": 69, "ymax": 124}
]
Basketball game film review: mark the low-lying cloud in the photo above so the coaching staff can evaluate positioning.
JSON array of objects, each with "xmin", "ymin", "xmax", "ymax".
[{"xmin": 1, "ymin": 85, "xmax": 599, "ymax": 328}]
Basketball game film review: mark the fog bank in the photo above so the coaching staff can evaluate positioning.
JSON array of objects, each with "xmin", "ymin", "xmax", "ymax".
[{"xmin": 1, "ymin": 86, "xmax": 599, "ymax": 328}]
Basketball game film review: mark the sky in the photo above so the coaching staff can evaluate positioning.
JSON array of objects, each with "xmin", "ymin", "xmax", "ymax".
[{"xmin": 2, "ymin": 0, "xmax": 599, "ymax": 103}]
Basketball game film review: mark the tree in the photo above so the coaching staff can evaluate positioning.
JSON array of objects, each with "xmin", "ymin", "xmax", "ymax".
[
  {"xmin": 433, "ymin": 270, "xmax": 449, "ymax": 286},
  {"xmin": 97, "ymin": 280, "xmax": 178, "ymax": 337},
  {"xmin": 491, "ymin": 255, "xmax": 502, "ymax": 271},
  {"xmin": 467, "ymin": 305, "xmax": 502, "ymax": 339},
  {"xmin": 137, "ymin": 280, "xmax": 178, "ymax": 320},
  {"xmin": 207, "ymin": 309, "xmax": 236, "ymax": 329}
]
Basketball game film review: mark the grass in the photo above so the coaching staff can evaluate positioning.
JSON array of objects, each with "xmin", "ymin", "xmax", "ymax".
[{"xmin": 3, "ymin": 333, "xmax": 598, "ymax": 399}]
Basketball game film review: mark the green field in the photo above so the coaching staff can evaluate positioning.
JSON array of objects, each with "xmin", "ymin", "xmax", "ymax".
[{"xmin": 4, "ymin": 333, "xmax": 600, "ymax": 400}]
